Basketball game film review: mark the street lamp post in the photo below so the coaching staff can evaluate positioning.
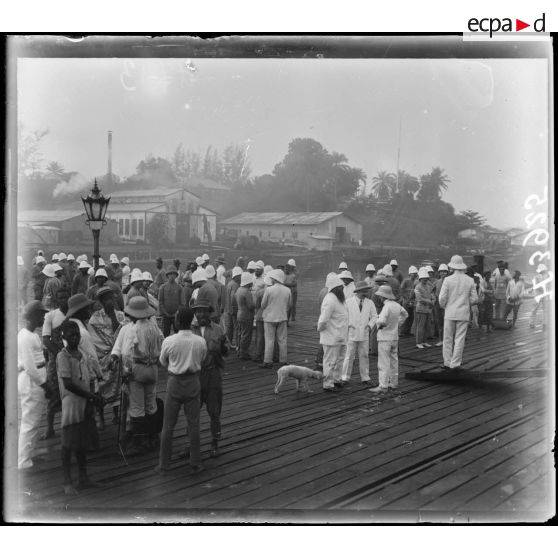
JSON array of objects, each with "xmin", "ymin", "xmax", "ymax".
[{"xmin": 82, "ymin": 179, "xmax": 111, "ymax": 270}]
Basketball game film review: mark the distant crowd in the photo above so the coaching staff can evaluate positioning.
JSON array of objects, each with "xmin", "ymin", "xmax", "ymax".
[{"xmin": 16, "ymin": 249, "xmax": 549, "ymax": 492}]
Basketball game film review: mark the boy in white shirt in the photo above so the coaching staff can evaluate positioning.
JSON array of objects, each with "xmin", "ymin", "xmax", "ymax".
[
  {"xmin": 369, "ymin": 286, "xmax": 408, "ymax": 394},
  {"xmin": 341, "ymin": 281, "xmax": 378, "ymax": 385}
]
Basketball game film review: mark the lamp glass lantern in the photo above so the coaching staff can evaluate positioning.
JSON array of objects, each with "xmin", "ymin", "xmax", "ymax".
[{"xmin": 82, "ymin": 179, "xmax": 111, "ymax": 229}]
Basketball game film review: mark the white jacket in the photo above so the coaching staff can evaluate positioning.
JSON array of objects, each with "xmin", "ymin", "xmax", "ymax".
[
  {"xmin": 346, "ymin": 296, "xmax": 377, "ymax": 342},
  {"xmin": 439, "ymin": 270, "xmax": 478, "ymax": 321},
  {"xmin": 318, "ymin": 292, "xmax": 349, "ymax": 346}
]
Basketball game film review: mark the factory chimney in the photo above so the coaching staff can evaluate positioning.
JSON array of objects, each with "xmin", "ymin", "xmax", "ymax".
[{"xmin": 107, "ymin": 130, "xmax": 113, "ymax": 188}]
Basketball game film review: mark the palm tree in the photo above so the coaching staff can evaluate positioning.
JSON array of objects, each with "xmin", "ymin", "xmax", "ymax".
[
  {"xmin": 46, "ymin": 160, "xmax": 65, "ymax": 179},
  {"xmin": 371, "ymin": 170, "xmax": 395, "ymax": 201},
  {"xmin": 417, "ymin": 166, "xmax": 450, "ymax": 202},
  {"xmin": 395, "ymin": 170, "xmax": 420, "ymax": 199}
]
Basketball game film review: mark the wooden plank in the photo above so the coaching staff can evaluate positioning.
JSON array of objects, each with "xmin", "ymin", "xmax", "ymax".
[{"xmin": 405, "ymin": 368, "xmax": 549, "ymax": 381}]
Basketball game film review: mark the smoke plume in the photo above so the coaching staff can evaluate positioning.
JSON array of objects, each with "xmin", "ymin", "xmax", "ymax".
[{"xmin": 53, "ymin": 173, "xmax": 89, "ymax": 198}]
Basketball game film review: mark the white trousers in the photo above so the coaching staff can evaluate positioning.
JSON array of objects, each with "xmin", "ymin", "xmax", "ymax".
[
  {"xmin": 378, "ymin": 340, "xmax": 399, "ymax": 388},
  {"xmin": 322, "ymin": 344, "xmax": 346, "ymax": 388},
  {"xmin": 442, "ymin": 320, "xmax": 469, "ymax": 368},
  {"xmin": 18, "ymin": 372, "xmax": 46, "ymax": 469},
  {"xmin": 341, "ymin": 339, "xmax": 370, "ymax": 382}
]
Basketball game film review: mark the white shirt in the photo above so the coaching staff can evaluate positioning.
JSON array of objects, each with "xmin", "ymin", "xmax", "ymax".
[
  {"xmin": 346, "ymin": 296, "xmax": 378, "ymax": 342},
  {"xmin": 376, "ymin": 300, "xmax": 408, "ymax": 341},
  {"xmin": 69, "ymin": 318, "xmax": 102, "ymax": 380},
  {"xmin": 159, "ymin": 330, "xmax": 207, "ymax": 374},
  {"xmin": 318, "ymin": 292, "xmax": 349, "ymax": 346},
  {"xmin": 18, "ymin": 328, "xmax": 47, "ymax": 386},
  {"xmin": 343, "ymin": 282, "xmax": 355, "ymax": 301},
  {"xmin": 216, "ymin": 265, "xmax": 226, "ymax": 286},
  {"xmin": 261, "ymin": 283, "xmax": 292, "ymax": 322},
  {"xmin": 42, "ymin": 308, "xmax": 65, "ymax": 336},
  {"xmin": 439, "ymin": 270, "xmax": 478, "ymax": 321}
]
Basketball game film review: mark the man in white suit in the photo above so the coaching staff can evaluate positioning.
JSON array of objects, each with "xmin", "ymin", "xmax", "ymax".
[
  {"xmin": 439, "ymin": 255, "xmax": 478, "ymax": 370},
  {"xmin": 340, "ymin": 281, "xmax": 378, "ymax": 385}
]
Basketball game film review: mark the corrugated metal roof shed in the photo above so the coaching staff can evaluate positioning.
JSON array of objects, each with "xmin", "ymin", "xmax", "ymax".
[
  {"xmin": 18, "ymin": 210, "xmax": 84, "ymax": 223},
  {"xmin": 109, "ymin": 188, "xmax": 200, "ymax": 199},
  {"xmin": 106, "ymin": 202, "xmax": 167, "ymax": 212},
  {"xmin": 220, "ymin": 212, "xmax": 348, "ymax": 226}
]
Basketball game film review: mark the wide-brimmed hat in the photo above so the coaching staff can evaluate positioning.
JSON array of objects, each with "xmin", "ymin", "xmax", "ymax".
[
  {"xmin": 78, "ymin": 260, "xmax": 91, "ymax": 270},
  {"xmin": 192, "ymin": 268, "xmax": 208, "ymax": 284},
  {"xmin": 425, "ymin": 265, "xmax": 434, "ymax": 273},
  {"xmin": 52, "ymin": 263, "xmax": 63, "ymax": 273},
  {"xmin": 121, "ymin": 256, "xmax": 130, "ymax": 266},
  {"xmin": 51, "ymin": 253, "xmax": 59, "ymax": 261},
  {"xmin": 365, "ymin": 264, "xmax": 375, "ymax": 272},
  {"xmin": 130, "ymin": 269, "xmax": 144, "ymax": 284},
  {"xmin": 339, "ymin": 270, "xmax": 354, "ymax": 282},
  {"xmin": 338, "ymin": 261, "xmax": 348, "ymax": 270},
  {"xmin": 215, "ymin": 256, "xmax": 225, "ymax": 264},
  {"xmin": 191, "ymin": 295, "xmax": 214, "ymax": 313},
  {"xmin": 448, "ymin": 255, "xmax": 467, "ymax": 270},
  {"xmin": 231, "ymin": 266, "xmax": 243, "ymax": 278},
  {"xmin": 354, "ymin": 281, "xmax": 370, "ymax": 293},
  {"xmin": 110, "ymin": 256, "xmax": 120, "ymax": 264},
  {"xmin": 205, "ymin": 265, "xmax": 216, "ymax": 279},
  {"xmin": 58, "ymin": 252, "xmax": 67, "ymax": 260},
  {"xmin": 438, "ymin": 263, "xmax": 449, "ymax": 272},
  {"xmin": 35, "ymin": 255, "xmax": 46, "ymax": 265},
  {"xmin": 96, "ymin": 286, "xmax": 114, "ymax": 300},
  {"xmin": 166, "ymin": 265, "xmax": 179, "ymax": 276},
  {"xmin": 418, "ymin": 269, "xmax": 429, "ymax": 279},
  {"xmin": 42, "ymin": 264, "xmax": 56, "ymax": 278},
  {"xmin": 22, "ymin": 300, "xmax": 48, "ymax": 319},
  {"xmin": 125, "ymin": 296, "xmax": 155, "ymax": 319},
  {"xmin": 408, "ymin": 265, "xmax": 418, "ymax": 274},
  {"xmin": 268, "ymin": 269, "xmax": 285, "ymax": 284},
  {"xmin": 326, "ymin": 275, "xmax": 344, "ymax": 292},
  {"xmin": 390, "ymin": 259, "xmax": 398, "ymax": 266},
  {"xmin": 263, "ymin": 265, "xmax": 273, "ymax": 275},
  {"xmin": 67, "ymin": 254, "xmax": 75, "ymax": 261},
  {"xmin": 287, "ymin": 259, "xmax": 296, "ymax": 267},
  {"xmin": 375, "ymin": 285, "xmax": 395, "ymax": 300},
  {"xmin": 374, "ymin": 274, "xmax": 387, "ymax": 284},
  {"xmin": 142, "ymin": 271, "xmax": 153, "ymax": 282},
  {"xmin": 109, "ymin": 253, "xmax": 117, "ymax": 259},
  {"xmin": 95, "ymin": 268, "xmax": 108, "ymax": 279},
  {"xmin": 202, "ymin": 253, "xmax": 210, "ymax": 262},
  {"xmin": 240, "ymin": 272, "xmax": 254, "ymax": 287},
  {"xmin": 66, "ymin": 294, "xmax": 94, "ymax": 318},
  {"xmin": 247, "ymin": 260, "xmax": 256, "ymax": 271},
  {"xmin": 255, "ymin": 260, "xmax": 265, "ymax": 269},
  {"xmin": 264, "ymin": 274, "xmax": 273, "ymax": 286},
  {"xmin": 195, "ymin": 256, "xmax": 204, "ymax": 266}
]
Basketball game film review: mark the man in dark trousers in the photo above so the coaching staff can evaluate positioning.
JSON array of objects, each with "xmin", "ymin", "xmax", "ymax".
[{"xmin": 192, "ymin": 296, "xmax": 229, "ymax": 458}]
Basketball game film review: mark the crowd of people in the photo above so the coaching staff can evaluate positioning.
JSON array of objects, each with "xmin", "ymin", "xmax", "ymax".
[{"xmin": 16, "ymin": 248, "xmax": 548, "ymax": 493}]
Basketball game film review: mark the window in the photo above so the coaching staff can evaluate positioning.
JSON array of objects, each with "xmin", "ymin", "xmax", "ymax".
[
  {"xmin": 138, "ymin": 219, "xmax": 144, "ymax": 238},
  {"xmin": 124, "ymin": 219, "xmax": 130, "ymax": 236},
  {"xmin": 132, "ymin": 219, "xmax": 138, "ymax": 236},
  {"xmin": 118, "ymin": 219, "xmax": 124, "ymax": 235}
]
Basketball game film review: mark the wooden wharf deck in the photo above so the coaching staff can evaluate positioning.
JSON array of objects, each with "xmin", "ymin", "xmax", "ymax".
[{"xmin": 9, "ymin": 280, "xmax": 554, "ymax": 523}]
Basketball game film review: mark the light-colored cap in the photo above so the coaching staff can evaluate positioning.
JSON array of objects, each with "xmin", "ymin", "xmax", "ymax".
[
  {"xmin": 255, "ymin": 260, "xmax": 265, "ymax": 269},
  {"xmin": 195, "ymin": 256, "xmax": 204, "ymax": 266},
  {"xmin": 365, "ymin": 264, "xmax": 375, "ymax": 272},
  {"xmin": 536, "ymin": 263, "xmax": 547, "ymax": 273},
  {"xmin": 95, "ymin": 268, "xmax": 108, "ymax": 278},
  {"xmin": 326, "ymin": 274, "xmax": 344, "ymax": 292},
  {"xmin": 287, "ymin": 259, "xmax": 296, "ymax": 267},
  {"xmin": 408, "ymin": 266, "xmax": 419, "ymax": 274},
  {"xmin": 268, "ymin": 269, "xmax": 285, "ymax": 284},
  {"xmin": 17, "ymin": 256, "xmax": 24, "ymax": 266},
  {"xmin": 425, "ymin": 265, "xmax": 434, "ymax": 273},
  {"xmin": 98, "ymin": 258, "xmax": 106, "ymax": 267},
  {"xmin": 42, "ymin": 264, "xmax": 56, "ymax": 278},
  {"xmin": 381, "ymin": 264, "xmax": 393, "ymax": 277},
  {"xmin": 35, "ymin": 255, "xmax": 46, "ymax": 264},
  {"xmin": 130, "ymin": 269, "xmax": 144, "ymax": 284},
  {"xmin": 51, "ymin": 253, "xmax": 59, "ymax": 261},
  {"xmin": 67, "ymin": 254, "xmax": 75, "ymax": 261},
  {"xmin": 58, "ymin": 252, "xmax": 67, "ymax": 260},
  {"xmin": 202, "ymin": 253, "xmax": 210, "ymax": 261},
  {"xmin": 191, "ymin": 268, "xmax": 208, "ymax": 284},
  {"xmin": 338, "ymin": 261, "xmax": 348, "ymax": 270},
  {"xmin": 438, "ymin": 263, "xmax": 449, "ymax": 272},
  {"xmin": 375, "ymin": 285, "xmax": 395, "ymax": 300},
  {"xmin": 109, "ymin": 253, "xmax": 117, "ymax": 259},
  {"xmin": 448, "ymin": 255, "xmax": 467, "ymax": 270},
  {"xmin": 142, "ymin": 271, "xmax": 153, "ymax": 282},
  {"xmin": 339, "ymin": 270, "xmax": 354, "ymax": 281},
  {"xmin": 125, "ymin": 296, "xmax": 155, "ymax": 319},
  {"xmin": 418, "ymin": 268, "xmax": 430, "ymax": 279},
  {"xmin": 52, "ymin": 263, "xmax": 63, "ymax": 273},
  {"xmin": 37, "ymin": 250, "xmax": 44, "ymax": 256},
  {"xmin": 354, "ymin": 281, "xmax": 371, "ymax": 293},
  {"xmin": 88, "ymin": 267, "xmax": 95, "ymax": 276},
  {"xmin": 240, "ymin": 272, "xmax": 254, "ymax": 287},
  {"xmin": 121, "ymin": 256, "xmax": 130, "ymax": 265},
  {"xmin": 247, "ymin": 260, "xmax": 256, "ymax": 271},
  {"xmin": 390, "ymin": 259, "xmax": 398, "ymax": 266},
  {"xmin": 205, "ymin": 264, "xmax": 216, "ymax": 278},
  {"xmin": 78, "ymin": 260, "xmax": 91, "ymax": 269},
  {"xmin": 232, "ymin": 266, "xmax": 243, "ymax": 278},
  {"xmin": 263, "ymin": 265, "xmax": 273, "ymax": 275},
  {"xmin": 110, "ymin": 256, "xmax": 120, "ymax": 264},
  {"xmin": 264, "ymin": 274, "xmax": 273, "ymax": 286}
]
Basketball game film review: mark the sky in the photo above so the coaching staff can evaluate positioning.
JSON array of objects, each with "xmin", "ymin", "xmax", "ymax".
[{"xmin": 17, "ymin": 51, "xmax": 550, "ymax": 229}]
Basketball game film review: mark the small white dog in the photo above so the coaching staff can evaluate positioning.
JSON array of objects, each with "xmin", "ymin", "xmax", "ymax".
[{"xmin": 274, "ymin": 365, "xmax": 323, "ymax": 394}]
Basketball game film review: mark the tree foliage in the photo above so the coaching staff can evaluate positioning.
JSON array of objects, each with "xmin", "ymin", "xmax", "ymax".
[{"xmin": 457, "ymin": 209, "xmax": 487, "ymax": 229}]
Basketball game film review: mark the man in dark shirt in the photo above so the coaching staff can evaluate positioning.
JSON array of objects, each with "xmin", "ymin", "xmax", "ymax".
[{"xmin": 158, "ymin": 266, "xmax": 183, "ymax": 337}]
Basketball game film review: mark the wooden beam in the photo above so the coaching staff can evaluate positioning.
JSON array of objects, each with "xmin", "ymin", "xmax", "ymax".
[{"xmin": 405, "ymin": 368, "xmax": 550, "ymax": 381}]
